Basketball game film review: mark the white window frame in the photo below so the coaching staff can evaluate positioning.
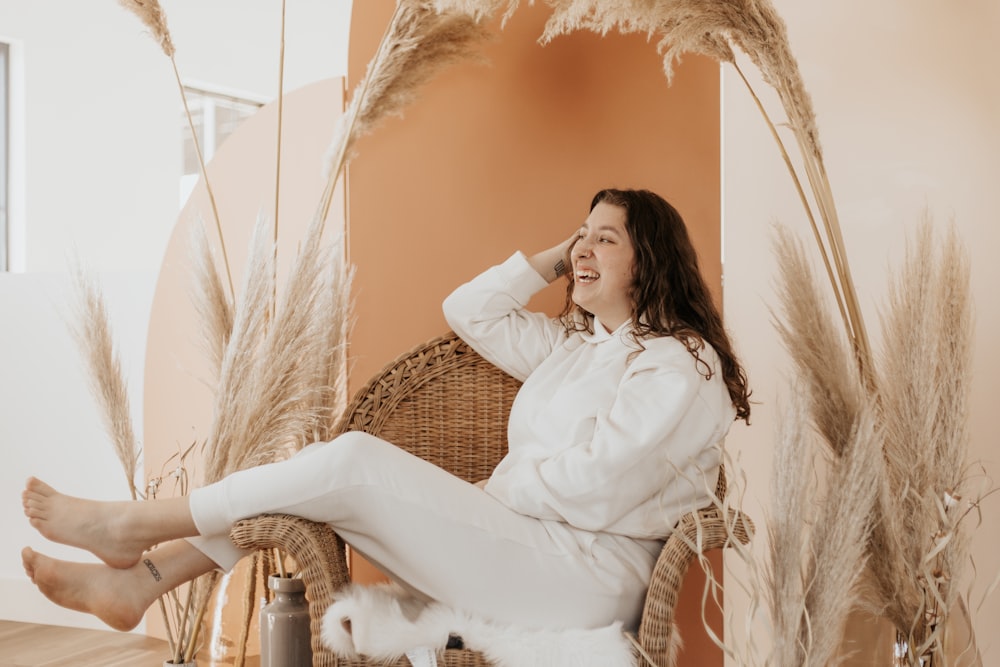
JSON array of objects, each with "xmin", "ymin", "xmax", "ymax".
[
  {"xmin": 0, "ymin": 38, "xmax": 25, "ymax": 273},
  {"xmin": 1, "ymin": 42, "xmax": 9, "ymax": 272}
]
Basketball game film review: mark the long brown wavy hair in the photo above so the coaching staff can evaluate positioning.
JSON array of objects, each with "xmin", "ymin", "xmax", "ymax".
[{"xmin": 559, "ymin": 188, "xmax": 751, "ymax": 423}]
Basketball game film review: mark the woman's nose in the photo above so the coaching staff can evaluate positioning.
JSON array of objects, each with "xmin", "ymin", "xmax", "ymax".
[{"xmin": 575, "ymin": 237, "xmax": 593, "ymax": 257}]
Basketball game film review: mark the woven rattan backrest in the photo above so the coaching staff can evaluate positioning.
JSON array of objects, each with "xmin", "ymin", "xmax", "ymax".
[{"xmin": 332, "ymin": 331, "xmax": 522, "ymax": 483}]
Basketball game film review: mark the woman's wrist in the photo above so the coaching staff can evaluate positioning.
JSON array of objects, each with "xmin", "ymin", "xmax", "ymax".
[
  {"xmin": 527, "ymin": 235, "xmax": 576, "ymax": 283},
  {"xmin": 527, "ymin": 250, "xmax": 565, "ymax": 283}
]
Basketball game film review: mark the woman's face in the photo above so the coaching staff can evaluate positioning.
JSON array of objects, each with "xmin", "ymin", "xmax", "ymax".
[{"xmin": 571, "ymin": 201, "xmax": 636, "ymax": 332}]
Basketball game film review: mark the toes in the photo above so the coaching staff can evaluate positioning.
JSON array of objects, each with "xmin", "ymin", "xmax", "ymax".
[
  {"xmin": 24, "ymin": 477, "xmax": 55, "ymax": 501},
  {"xmin": 23, "ymin": 500, "xmax": 43, "ymax": 520},
  {"xmin": 25, "ymin": 477, "xmax": 44, "ymax": 495},
  {"xmin": 21, "ymin": 547, "xmax": 36, "ymax": 580},
  {"xmin": 26, "ymin": 476, "xmax": 51, "ymax": 492}
]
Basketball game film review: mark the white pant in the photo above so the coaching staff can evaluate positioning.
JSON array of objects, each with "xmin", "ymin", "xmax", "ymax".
[{"xmin": 188, "ymin": 431, "xmax": 661, "ymax": 629}]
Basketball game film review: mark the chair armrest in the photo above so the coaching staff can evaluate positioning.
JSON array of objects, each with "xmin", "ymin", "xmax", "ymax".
[
  {"xmin": 231, "ymin": 514, "xmax": 350, "ymax": 665},
  {"xmin": 636, "ymin": 507, "xmax": 755, "ymax": 665}
]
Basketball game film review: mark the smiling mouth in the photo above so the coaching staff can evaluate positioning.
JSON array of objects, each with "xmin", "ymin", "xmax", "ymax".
[{"xmin": 575, "ymin": 269, "xmax": 600, "ymax": 284}]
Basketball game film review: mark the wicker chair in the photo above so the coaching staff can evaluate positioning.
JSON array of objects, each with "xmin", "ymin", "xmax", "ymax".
[{"xmin": 230, "ymin": 331, "xmax": 753, "ymax": 667}]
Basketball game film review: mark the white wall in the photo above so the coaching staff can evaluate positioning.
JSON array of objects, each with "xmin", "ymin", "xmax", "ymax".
[
  {"xmin": 0, "ymin": 0, "xmax": 351, "ymax": 630},
  {"xmin": 723, "ymin": 0, "xmax": 1000, "ymax": 661}
]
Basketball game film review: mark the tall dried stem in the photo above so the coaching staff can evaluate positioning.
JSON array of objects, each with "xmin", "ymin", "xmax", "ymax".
[
  {"xmin": 119, "ymin": 0, "xmax": 235, "ymax": 300},
  {"xmin": 183, "ymin": 572, "xmax": 220, "ymax": 662},
  {"xmin": 732, "ymin": 62, "xmax": 849, "ymax": 346},
  {"xmin": 273, "ymin": 0, "xmax": 288, "ymax": 313}
]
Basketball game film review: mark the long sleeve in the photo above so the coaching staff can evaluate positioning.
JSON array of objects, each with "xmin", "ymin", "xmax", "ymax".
[
  {"xmin": 442, "ymin": 252, "xmax": 565, "ymax": 381},
  {"xmin": 486, "ymin": 338, "xmax": 731, "ymax": 536}
]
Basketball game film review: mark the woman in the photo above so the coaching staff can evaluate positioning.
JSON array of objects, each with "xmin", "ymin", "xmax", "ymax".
[{"xmin": 22, "ymin": 188, "xmax": 750, "ymax": 634}]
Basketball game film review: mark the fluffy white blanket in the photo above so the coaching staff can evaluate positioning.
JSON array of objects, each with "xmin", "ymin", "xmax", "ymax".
[{"xmin": 320, "ymin": 582, "xmax": 640, "ymax": 667}]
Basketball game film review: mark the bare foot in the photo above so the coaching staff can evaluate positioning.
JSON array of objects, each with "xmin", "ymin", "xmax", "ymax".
[
  {"xmin": 22, "ymin": 477, "xmax": 148, "ymax": 568},
  {"xmin": 22, "ymin": 547, "xmax": 150, "ymax": 632}
]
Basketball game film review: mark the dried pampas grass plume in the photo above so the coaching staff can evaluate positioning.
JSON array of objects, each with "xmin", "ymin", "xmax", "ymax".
[
  {"xmin": 870, "ymin": 218, "xmax": 974, "ymax": 661},
  {"xmin": 436, "ymin": 0, "xmax": 817, "ymax": 153},
  {"xmin": 772, "ymin": 224, "xmax": 863, "ymax": 457},
  {"xmin": 340, "ymin": 3, "xmax": 491, "ymax": 159},
  {"xmin": 311, "ymin": 246, "xmax": 355, "ymax": 442},
  {"xmin": 118, "ymin": 0, "xmax": 175, "ymax": 56},
  {"xmin": 519, "ymin": 0, "xmax": 818, "ymax": 159},
  {"xmin": 200, "ymin": 212, "xmax": 353, "ymax": 484},
  {"xmin": 768, "ymin": 233, "xmax": 883, "ymax": 667},
  {"xmin": 317, "ymin": 1, "xmax": 492, "ymax": 223},
  {"xmin": 765, "ymin": 391, "xmax": 813, "ymax": 667},
  {"xmin": 433, "ymin": 0, "xmax": 520, "ymax": 24},
  {"xmin": 202, "ymin": 215, "xmax": 292, "ymax": 483},
  {"xmin": 72, "ymin": 270, "xmax": 141, "ymax": 500},
  {"xmin": 190, "ymin": 219, "xmax": 236, "ymax": 380},
  {"xmin": 795, "ymin": 402, "xmax": 881, "ymax": 667}
]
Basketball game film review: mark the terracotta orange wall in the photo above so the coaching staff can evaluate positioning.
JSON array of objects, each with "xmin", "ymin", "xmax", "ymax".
[{"xmin": 346, "ymin": 3, "xmax": 723, "ymax": 662}]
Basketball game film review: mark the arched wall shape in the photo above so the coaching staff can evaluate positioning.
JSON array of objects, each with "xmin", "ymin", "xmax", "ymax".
[
  {"xmin": 346, "ymin": 3, "xmax": 723, "ymax": 664},
  {"xmin": 142, "ymin": 78, "xmax": 345, "ymax": 644}
]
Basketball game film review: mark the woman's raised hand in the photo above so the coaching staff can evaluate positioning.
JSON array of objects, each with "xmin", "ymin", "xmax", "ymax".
[{"xmin": 527, "ymin": 230, "xmax": 579, "ymax": 284}]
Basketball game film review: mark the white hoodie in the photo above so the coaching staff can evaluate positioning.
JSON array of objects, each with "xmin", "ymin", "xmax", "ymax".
[{"xmin": 443, "ymin": 252, "xmax": 735, "ymax": 539}]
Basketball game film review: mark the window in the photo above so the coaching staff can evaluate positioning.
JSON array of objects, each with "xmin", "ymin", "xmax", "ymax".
[
  {"xmin": 1, "ymin": 40, "xmax": 24, "ymax": 273},
  {"xmin": 180, "ymin": 85, "xmax": 264, "ymax": 205},
  {"xmin": 1, "ymin": 42, "xmax": 9, "ymax": 271}
]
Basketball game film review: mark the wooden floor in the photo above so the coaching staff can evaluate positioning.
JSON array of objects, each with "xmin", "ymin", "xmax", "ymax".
[
  {"xmin": 0, "ymin": 621, "xmax": 262, "ymax": 667},
  {"xmin": 0, "ymin": 620, "xmax": 171, "ymax": 666}
]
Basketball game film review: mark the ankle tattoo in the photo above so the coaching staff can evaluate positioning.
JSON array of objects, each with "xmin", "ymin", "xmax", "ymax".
[{"xmin": 143, "ymin": 558, "xmax": 162, "ymax": 582}]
